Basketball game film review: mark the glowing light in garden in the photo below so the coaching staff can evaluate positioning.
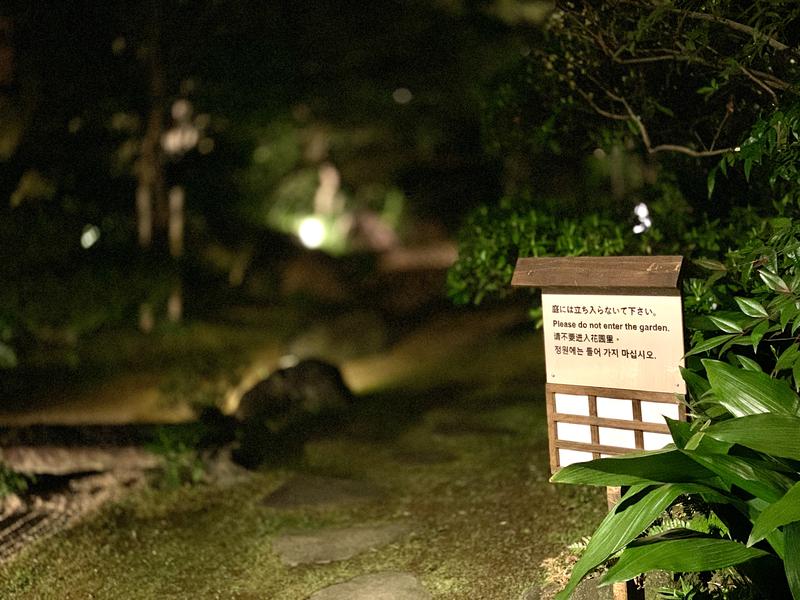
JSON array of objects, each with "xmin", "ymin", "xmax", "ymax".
[
  {"xmin": 392, "ymin": 88, "xmax": 413, "ymax": 104},
  {"xmin": 298, "ymin": 216, "xmax": 326, "ymax": 249},
  {"xmin": 81, "ymin": 224, "xmax": 100, "ymax": 249},
  {"xmin": 632, "ymin": 202, "xmax": 651, "ymax": 234}
]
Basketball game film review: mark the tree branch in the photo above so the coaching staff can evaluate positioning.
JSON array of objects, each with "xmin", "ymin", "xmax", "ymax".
[
  {"xmin": 575, "ymin": 88, "xmax": 629, "ymax": 121},
  {"xmin": 679, "ymin": 10, "xmax": 791, "ymax": 53},
  {"xmin": 600, "ymin": 87, "xmax": 737, "ymax": 158},
  {"xmin": 740, "ymin": 65, "xmax": 779, "ymax": 105}
]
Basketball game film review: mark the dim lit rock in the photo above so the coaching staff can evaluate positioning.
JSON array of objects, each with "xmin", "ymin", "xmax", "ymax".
[
  {"xmin": 272, "ymin": 521, "xmax": 412, "ymax": 566},
  {"xmin": 233, "ymin": 359, "xmax": 355, "ymax": 467},
  {"xmin": 262, "ymin": 475, "xmax": 383, "ymax": 508},
  {"xmin": 308, "ymin": 571, "xmax": 432, "ymax": 600},
  {"xmin": 235, "ymin": 359, "xmax": 353, "ymax": 422}
]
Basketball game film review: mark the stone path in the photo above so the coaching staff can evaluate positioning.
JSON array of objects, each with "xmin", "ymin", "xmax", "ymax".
[
  {"xmin": 308, "ymin": 572, "xmax": 432, "ymax": 600},
  {"xmin": 266, "ymin": 474, "xmax": 431, "ymax": 598},
  {"xmin": 272, "ymin": 521, "xmax": 413, "ymax": 566}
]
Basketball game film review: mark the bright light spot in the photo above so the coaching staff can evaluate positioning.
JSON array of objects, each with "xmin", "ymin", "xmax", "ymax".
[
  {"xmin": 298, "ymin": 216, "xmax": 326, "ymax": 249},
  {"xmin": 279, "ymin": 354, "xmax": 299, "ymax": 369},
  {"xmin": 633, "ymin": 202, "xmax": 652, "ymax": 233},
  {"xmin": 162, "ymin": 129, "xmax": 182, "ymax": 153},
  {"xmin": 179, "ymin": 126, "xmax": 199, "ymax": 149},
  {"xmin": 81, "ymin": 224, "xmax": 100, "ymax": 249},
  {"xmin": 392, "ymin": 87, "xmax": 413, "ymax": 104},
  {"xmin": 171, "ymin": 99, "xmax": 191, "ymax": 121},
  {"xmin": 734, "ymin": 146, "xmax": 741, "ymax": 152},
  {"xmin": 593, "ymin": 148, "xmax": 606, "ymax": 159}
]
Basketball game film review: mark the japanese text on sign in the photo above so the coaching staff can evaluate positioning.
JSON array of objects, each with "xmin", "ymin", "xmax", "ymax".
[{"xmin": 542, "ymin": 294, "xmax": 685, "ymax": 394}]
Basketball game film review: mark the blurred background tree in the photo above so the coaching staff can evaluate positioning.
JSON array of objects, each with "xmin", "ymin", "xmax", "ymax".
[{"xmin": 0, "ymin": 0, "xmax": 523, "ymax": 372}]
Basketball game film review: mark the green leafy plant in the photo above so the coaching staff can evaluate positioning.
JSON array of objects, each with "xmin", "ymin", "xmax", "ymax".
[
  {"xmin": 551, "ymin": 380, "xmax": 799, "ymax": 598},
  {"xmin": 0, "ymin": 463, "xmax": 33, "ymax": 499},
  {"xmin": 553, "ymin": 217, "xmax": 800, "ymax": 598},
  {"xmin": 551, "ymin": 220, "xmax": 800, "ymax": 598},
  {"xmin": 146, "ymin": 425, "xmax": 207, "ymax": 489}
]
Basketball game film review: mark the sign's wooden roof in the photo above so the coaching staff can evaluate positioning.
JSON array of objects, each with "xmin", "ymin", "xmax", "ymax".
[{"xmin": 512, "ymin": 256, "xmax": 683, "ymax": 291}]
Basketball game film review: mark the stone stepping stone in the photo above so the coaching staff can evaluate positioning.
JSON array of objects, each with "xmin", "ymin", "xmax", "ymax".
[
  {"xmin": 262, "ymin": 475, "xmax": 383, "ymax": 508},
  {"xmin": 308, "ymin": 571, "xmax": 431, "ymax": 600},
  {"xmin": 272, "ymin": 521, "xmax": 412, "ymax": 566},
  {"xmin": 391, "ymin": 448, "xmax": 456, "ymax": 465}
]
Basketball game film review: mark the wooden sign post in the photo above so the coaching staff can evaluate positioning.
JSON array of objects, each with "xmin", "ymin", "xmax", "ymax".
[{"xmin": 512, "ymin": 256, "xmax": 686, "ymax": 600}]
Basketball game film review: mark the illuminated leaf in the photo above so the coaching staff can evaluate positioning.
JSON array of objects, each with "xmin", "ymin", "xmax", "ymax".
[
  {"xmin": 702, "ymin": 359, "xmax": 800, "ymax": 416},
  {"xmin": 760, "ymin": 270, "xmax": 791, "ymax": 294},
  {"xmin": 749, "ymin": 482, "xmax": 800, "ymax": 545},
  {"xmin": 735, "ymin": 297, "xmax": 769, "ymax": 318},
  {"xmin": 600, "ymin": 536, "xmax": 767, "ymax": 586},
  {"xmin": 685, "ymin": 334, "xmax": 738, "ymax": 357}
]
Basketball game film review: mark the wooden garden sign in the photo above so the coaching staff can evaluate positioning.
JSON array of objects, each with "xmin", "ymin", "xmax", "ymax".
[
  {"xmin": 511, "ymin": 256, "xmax": 686, "ymax": 472},
  {"xmin": 512, "ymin": 256, "xmax": 686, "ymax": 600}
]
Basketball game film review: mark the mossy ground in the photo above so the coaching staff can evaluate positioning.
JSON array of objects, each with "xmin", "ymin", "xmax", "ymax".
[{"xmin": 0, "ymin": 305, "xmax": 607, "ymax": 599}]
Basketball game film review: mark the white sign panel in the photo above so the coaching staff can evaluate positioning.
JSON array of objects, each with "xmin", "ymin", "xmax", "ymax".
[{"xmin": 542, "ymin": 293, "xmax": 685, "ymax": 394}]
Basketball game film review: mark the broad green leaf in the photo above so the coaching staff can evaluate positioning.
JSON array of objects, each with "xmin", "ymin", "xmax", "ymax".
[
  {"xmin": 702, "ymin": 359, "xmax": 800, "ymax": 416},
  {"xmin": 685, "ymin": 334, "xmax": 738, "ymax": 357},
  {"xmin": 749, "ymin": 481, "xmax": 800, "ymax": 545},
  {"xmin": 794, "ymin": 359, "xmax": 800, "ymax": 392},
  {"xmin": 785, "ymin": 522, "xmax": 800, "ymax": 600},
  {"xmin": 750, "ymin": 319, "xmax": 770, "ymax": 352},
  {"xmin": 735, "ymin": 297, "xmax": 769, "ymax": 318},
  {"xmin": 550, "ymin": 449, "xmax": 716, "ymax": 487},
  {"xmin": 682, "ymin": 450, "xmax": 792, "ymax": 503},
  {"xmin": 706, "ymin": 414, "xmax": 800, "ymax": 460},
  {"xmin": 600, "ymin": 537, "xmax": 767, "ymax": 586},
  {"xmin": 666, "ymin": 418, "xmax": 692, "ymax": 449},
  {"xmin": 554, "ymin": 484, "xmax": 725, "ymax": 600},
  {"xmin": 734, "ymin": 354, "xmax": 762, "ymax": 372},
  {"xmin": 680, "ymin": 367, "xmax": 710, "ymax": 399},
  {"xmin": 707, "ymin": 169, "xmax": 717, "ymax": 197},
  {"xmin": 775, "ymin": 344, "xmax": 800, "ymax": 373},
  {"xmin": 760, "ymin": 270, "xmax": 791, "ymax": 294},
  {"xmin": 683, "ymin": 431, "xmax": 733, "ymax": 455},
  {"xmin": 708, "ymin": 315, "xmax": 743, "ymax": 334},
  {"xmin": 781, "ymin": 303, "xmax": 800, "ymax": 331}
]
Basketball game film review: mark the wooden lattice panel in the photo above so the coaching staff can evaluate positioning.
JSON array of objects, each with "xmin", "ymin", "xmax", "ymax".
[{"xmin": 545, "ymin": 383, "xmax": 685, "ymax": 473}]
